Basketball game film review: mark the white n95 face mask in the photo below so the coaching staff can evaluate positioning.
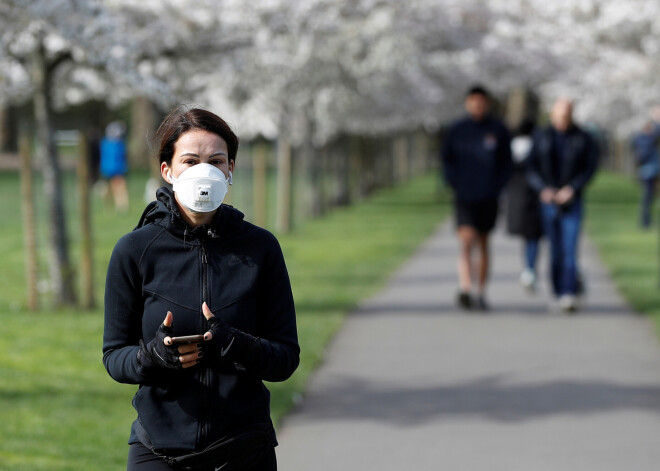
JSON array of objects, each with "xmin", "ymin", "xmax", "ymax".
[{"xmin": 168, "ymin": 163, "xmax": 229, "ymax": 213}]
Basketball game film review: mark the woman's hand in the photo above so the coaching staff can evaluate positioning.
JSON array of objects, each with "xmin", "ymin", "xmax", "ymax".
[
  {"xmin": 137, "ymin": 312, "xmax": 203, "ymax": 371},
  {"xmin": 202, "ymin": 302, "xmax": 255, "ymax": 365}
]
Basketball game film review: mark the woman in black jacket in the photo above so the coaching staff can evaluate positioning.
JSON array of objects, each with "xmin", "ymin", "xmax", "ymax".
[
  {"xmin": 506, "ymin": 119, "xmax": 543, "ymax": 292},
  {"xmin": 103, "ymin": 107, "xmax": 299, "ymax": 470}
]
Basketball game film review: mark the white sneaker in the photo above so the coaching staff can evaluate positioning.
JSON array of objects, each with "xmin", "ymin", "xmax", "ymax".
[
  {"xmin": 559, "ymin": 294, "xmax": 578, "ymax": 313},
  {"xmin": 519, "ymin": 269, "xmax": 536, "ymax": 292}
]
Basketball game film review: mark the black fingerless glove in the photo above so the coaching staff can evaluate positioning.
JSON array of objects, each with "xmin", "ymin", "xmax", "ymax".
[
  {"xmin": 202, "ymin": 315, "xmax": 259, "ymax": 367},
  {"xmin": 137, "ymin": 322, "xmax": 182, "ymax": 373}
]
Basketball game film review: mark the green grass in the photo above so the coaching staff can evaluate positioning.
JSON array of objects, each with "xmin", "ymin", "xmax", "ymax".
[
  {"xmin": 0, "ymin": 169, "xmax": 447, "ymax": 470},
  {"xmin": 585, "ymin": 171, "xmax": 660, "ymax": 332}
]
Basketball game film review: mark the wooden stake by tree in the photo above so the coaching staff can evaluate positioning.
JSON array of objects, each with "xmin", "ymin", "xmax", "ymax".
[
  {"xmin": 78, "ymin": 131, "xmax": 95, "ymax": 309},
  {"xmin": 19, "ymin": 136, "xmax": 39, "ymax": 311}
]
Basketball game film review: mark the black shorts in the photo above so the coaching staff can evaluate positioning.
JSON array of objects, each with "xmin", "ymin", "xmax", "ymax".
[{"xmin": 455, "ymin": 199, "xmax": 499, "ymax": 233}]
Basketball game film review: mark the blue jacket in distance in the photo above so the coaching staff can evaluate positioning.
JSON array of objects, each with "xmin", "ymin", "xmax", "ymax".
[
  {"xmin": 631, "ymin": 123, "xmax": 660, "ymax": 180},
  {"xmin": 100, "ymin": 137, "xmax": 128, "ymax": 178}
]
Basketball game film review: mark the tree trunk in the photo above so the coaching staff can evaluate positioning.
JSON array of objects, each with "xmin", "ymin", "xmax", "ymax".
[
  {"xmin": 412, "ymin": 130, "xmax": 429, "ymax": 176},
  {"xmin": 300, "ymin": 134, "xmax": 322, "ymax": 218},
  {"xmin": 78, "ymin": 132, "xmax": 95, "ymax": 309},
  {"xmin": 128, "ymin": 96, "xmax": 158, "ymax": 170},
  {"xmin": 318, "ymin": 144, "xmax": 329, "ymax": 215},
  {"xmin": 361, "ymin": 138, "xmax": 376, "ymax": 197},
  {"xmin": 19, "ymin": 136, "xmax": 39, "ymax": 311},
  {"xmin": 348, "ymin": 136, "xmax": 363, "ymax": 202},
  {"xmin": 333, "ymin": 138, "xmax": 350, "ymax": 206},
  {"xmin": 31, "ymin": 41, "xmax": 77, "ymax": 307},
  {"xmin": 275, "ymin": 137, "xmax": 292, "ymax": 233},
  {"xmin": 252, "ymin": 140, "xmax": 268, "ymax": 227},
  {"xmin": 0, "ymin": 106, "xmax": 14, "ymax": 152},
  {"xmin": 393, "ymin": 135, "xmax": 408, "ymax": 184}
]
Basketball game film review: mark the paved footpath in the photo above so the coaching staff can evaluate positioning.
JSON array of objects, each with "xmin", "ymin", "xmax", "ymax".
[{"xmin": 276, "ymin": 222, "xmax": 660, "ymax": 470}]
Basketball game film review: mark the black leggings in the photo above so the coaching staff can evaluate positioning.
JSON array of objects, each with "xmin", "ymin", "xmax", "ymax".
[{"xmin": 127, "ymin": 442, "xmax": 277, "ymax": 471}]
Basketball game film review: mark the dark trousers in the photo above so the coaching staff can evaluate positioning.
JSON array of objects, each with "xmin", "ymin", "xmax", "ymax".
[
  {"xmin": 640, "ymin": 178, "xmax": 656, "ymax": 228},
  {"xmin": 127, "ymin": 442, "xmax": 277, "ymax": 471},
  {"xmin": 540, "ymin": 199, "xmax": 582, "ymax": 296}
]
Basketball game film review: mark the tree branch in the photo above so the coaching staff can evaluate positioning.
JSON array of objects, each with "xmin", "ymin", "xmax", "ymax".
[{"xmin": 47, "ymin": 51, "xmax": 73, "ymax": 75}]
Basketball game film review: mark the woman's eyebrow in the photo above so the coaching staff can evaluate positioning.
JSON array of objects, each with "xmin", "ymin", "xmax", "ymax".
[{"xmin": 179, "ymin": 151, "xmax": 228, "ymax": 158}]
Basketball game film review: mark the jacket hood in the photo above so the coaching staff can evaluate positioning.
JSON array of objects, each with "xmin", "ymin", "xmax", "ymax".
[{"xmin": 135, "ymin": 186, "xmax": 245, "ymax": 240}]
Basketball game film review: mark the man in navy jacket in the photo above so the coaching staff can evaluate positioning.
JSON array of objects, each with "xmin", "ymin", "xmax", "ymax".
[
  {"xmin": 442, "ymin": 85, "xmax": 512, "ymax": 311},
  {"xmin": 630, "ymin": 115, "xmax": 660, "ymax": 228},
  {"xmin": 526, "ymin": 98, "xmax": 599, "ymax": 312}
]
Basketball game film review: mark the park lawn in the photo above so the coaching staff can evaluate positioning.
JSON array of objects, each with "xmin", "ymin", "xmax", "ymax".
[
  {"xmin": 0, "ymin": 170, "xmax": 448, "ymax": 471},
  {"xmin": 585, "ymin": 171, "xmax": 660, "ymax": 332}
]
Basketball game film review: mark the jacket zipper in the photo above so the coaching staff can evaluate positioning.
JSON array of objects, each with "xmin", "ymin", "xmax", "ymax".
[{"xmin": 200, "ymin": 243, "xmax": 210, "ymax": 447}]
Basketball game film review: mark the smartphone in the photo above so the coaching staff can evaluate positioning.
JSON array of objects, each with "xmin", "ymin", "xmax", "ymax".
[{"xmin": 170, "ymin": 334, "xmax": 205, "ymax": 344}]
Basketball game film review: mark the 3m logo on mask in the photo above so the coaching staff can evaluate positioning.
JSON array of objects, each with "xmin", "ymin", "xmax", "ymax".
[
  {"xmin": 196, "ymin": 184, "xmax": 212, "ymax": 202},
  {"xmin": 171, "ymin": 163, "xmax": 228, "ymax": 213}
]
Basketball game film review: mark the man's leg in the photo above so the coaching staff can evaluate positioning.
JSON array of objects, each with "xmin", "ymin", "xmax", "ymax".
[
  {"xmin": 456, "ymin": 225, "xmax": 476, "ymax": 308},
  {"xmin": 559, "ymin": 199, "xmax": 583, "ymax": 297},
  {"xmin": 540, "ymin": 203, "xmax": 562, "ymax": 297},
  {"xmin": 473, "ymin": 231, "xmax": 492, "ymax": 310},
  {"xmin": 476, "ymin": 232, "xmax": 490, "ymax": 295},
  {"xmin": 641, "ymin": 178, "xmax": 656, "ymax": 228}
]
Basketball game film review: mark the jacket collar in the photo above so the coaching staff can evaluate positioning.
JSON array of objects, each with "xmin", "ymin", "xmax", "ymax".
[{"xmin": 135, "ymin": 187, "xmax": 245, "ymax": 241}]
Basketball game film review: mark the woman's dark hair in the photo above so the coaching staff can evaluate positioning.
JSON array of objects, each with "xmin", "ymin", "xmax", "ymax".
[
  {"xmin": 515, "ymin": 117, "xmax": 536, "ymax": 136},
  {"xmin": 155, "ymin": 106, "xmax": 239, "ymax": 165}
]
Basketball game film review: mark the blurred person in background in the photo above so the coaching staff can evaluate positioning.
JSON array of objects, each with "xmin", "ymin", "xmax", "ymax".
[
  {"xmin": 85, "ymin": 125, "xmax": 102, "ymax": 185},
  {"xmin": 526, "ymin": 98, "xmax": 599, "ymax": 313},
  {"xmin": 100, "ymin": 120, "xmax": 130, "ymax": 212},
  {"xmin": 442, "ymin": 85, "xmax": 512, "ymax": 311},
  {"xmin": 506, "ymin": 118, "xmax": 543, "ymax": 292},
  {"xmin": 103, "ymin": 107, "xmax": 299, "ymax": 470},
  {"xmin": 630, "ymin": 110, "xmax": 660, "ymax": 228}
]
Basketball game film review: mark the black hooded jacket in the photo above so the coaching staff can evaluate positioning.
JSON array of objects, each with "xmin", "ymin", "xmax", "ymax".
[
  {"xmin": 102, "ymin": 187, "xmax": 299, "ymax": 453},
  {"xmin": 526, "ymin": 124, "xmax": 599, "ymax": 198}
]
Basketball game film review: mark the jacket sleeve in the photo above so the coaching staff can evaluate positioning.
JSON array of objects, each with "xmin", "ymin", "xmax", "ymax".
[
  {"xmin": 569, "ymin": 132, "xmax": 599, "ymax": 193},
  {"xmin": 237, "ymin": 234, "xmax": 300, "ymax": 383},
  {"xmin": 440, "ymin": 125, "xmax": 458, "ymax": 189},
  {"xmin": 652, "ymin": 121, "xmax": 660, "ymax": 139},
  {"xmin": 525, "ymin": 133, "xmax": 546, "ymax": 194},
  {"xmin": 102, "ymin": 234, "xmax": 149, "ymax": 385},
  {"xmin": 495, "ymin": 125, "xmax": 513, "ymax": 194}
]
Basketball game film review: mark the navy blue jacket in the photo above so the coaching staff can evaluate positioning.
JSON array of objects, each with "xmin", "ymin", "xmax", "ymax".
[
  {"xmin": 526, "ymin": 125, "xmax": 599, "ymax": 197},
  {"xmin": 441, "ymin": 116, "xmax": 512, "ymax": 202},
  {"xmin": 630, "ymin": 123, "xmax": 660, "ymax": 180},
  {"xmin": 103, "ymin": 187, "xmax": 299, "ymax": 453}
]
